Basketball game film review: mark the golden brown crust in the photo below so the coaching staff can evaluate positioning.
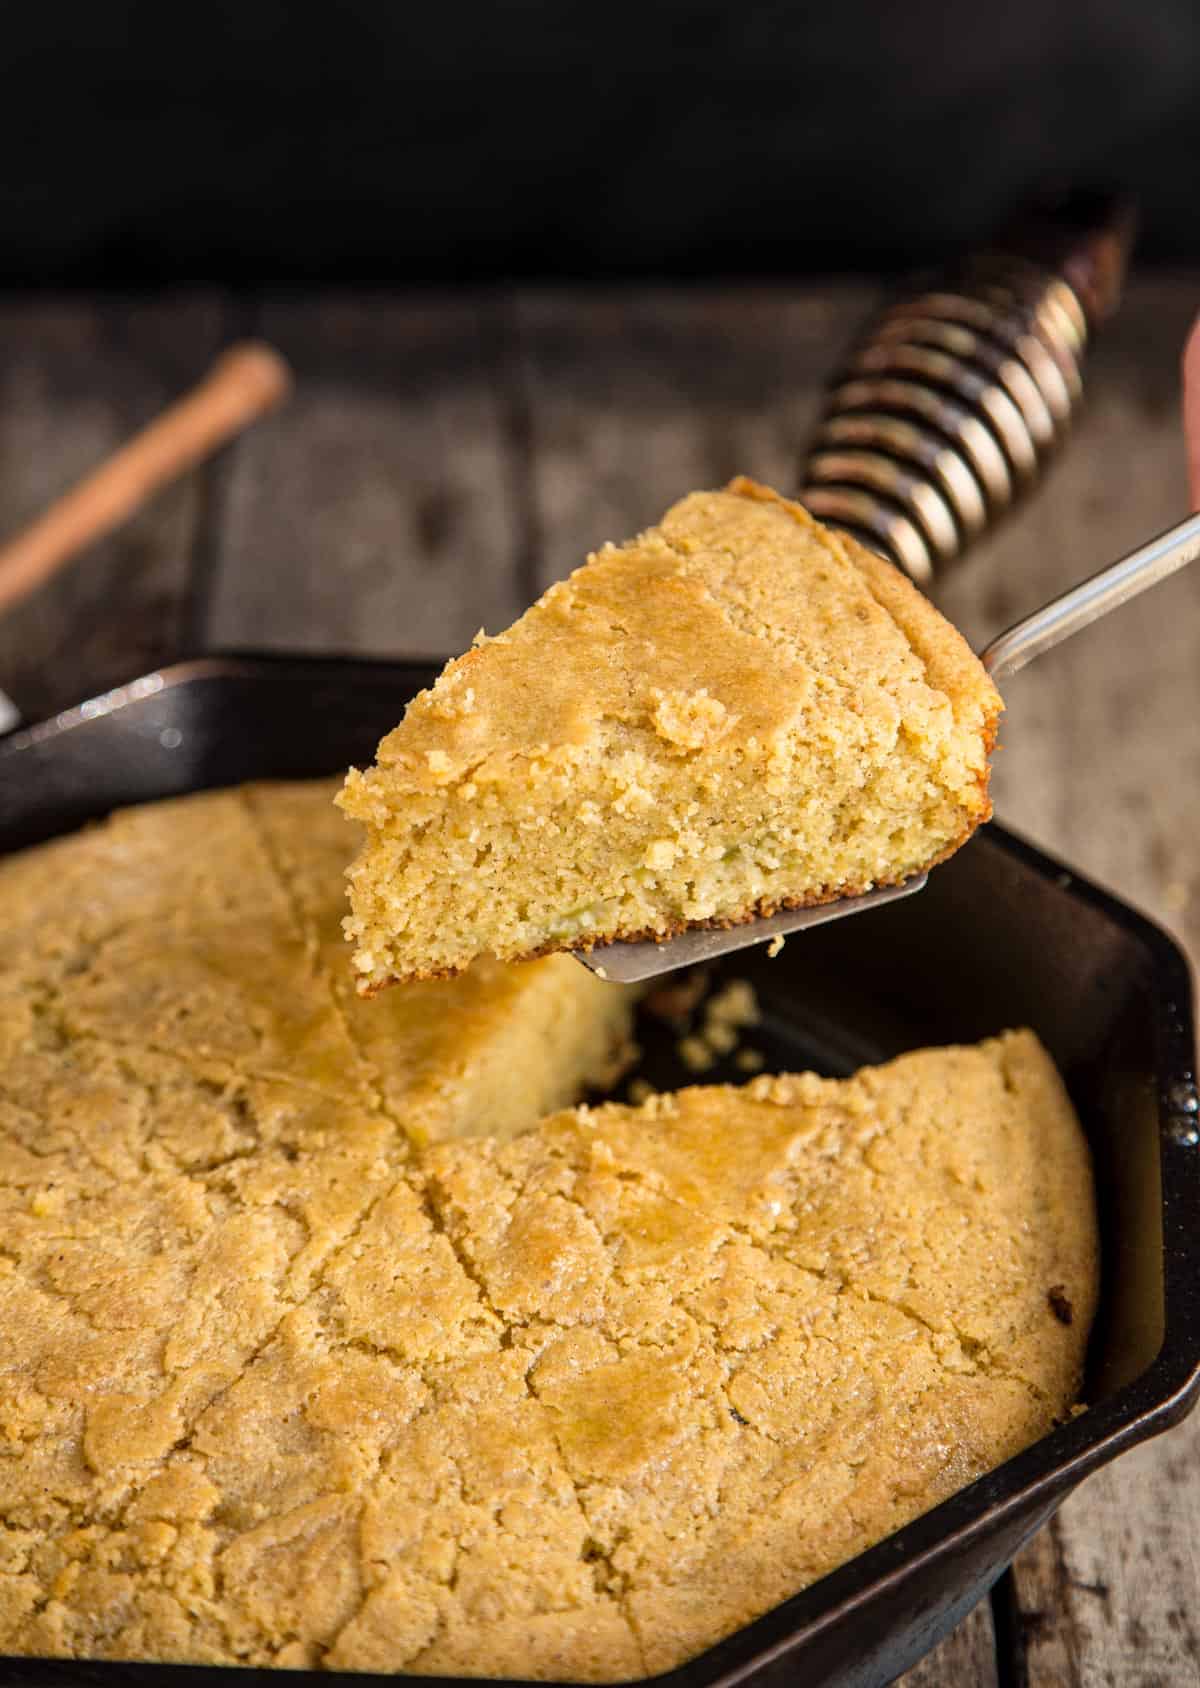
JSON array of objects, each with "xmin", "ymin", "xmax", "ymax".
[
  {"xmin": 724, "ymin": 478, "xmax": 1003, "ymax": 736},
  {"xmin": 344, "ymin": 478, "xmax": 1003, "ymax": 990},
  {"xmin": 0, "ymin": 776, "xmax": 1095, "ymax": 1680}
]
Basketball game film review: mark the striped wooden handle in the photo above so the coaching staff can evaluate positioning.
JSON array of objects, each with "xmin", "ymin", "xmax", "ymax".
[{"xmin": 0, "ymin": 340, "xmax": 292, "ymax": 616}]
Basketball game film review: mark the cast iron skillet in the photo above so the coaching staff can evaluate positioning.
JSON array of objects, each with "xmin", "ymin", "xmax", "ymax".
[{"xmin": 2, "ymin": 654, "xmax": 1199, "ymax": 1688}]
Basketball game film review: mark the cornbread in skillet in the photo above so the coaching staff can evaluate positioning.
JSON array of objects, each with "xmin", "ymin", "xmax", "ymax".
[
  {"xmin": 339, "ymin": 477, "xmax": 1002, "ymax": 989},
  {"xmin": 241, "ymin": 780, "xmax": 636, "ymax": 1143},
  {"xmin": 0, "ymin": 780, "xmax": 632, "ymax": 1144},
  {"xmin": 0, "ymin": 978, "xmax": 1096, "ymax": 1679}
]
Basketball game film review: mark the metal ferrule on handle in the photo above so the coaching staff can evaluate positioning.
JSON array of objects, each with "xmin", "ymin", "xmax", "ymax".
[
  {"xmin": 799, "ymin": 194, "xmax": 1137, "ymax": 584},
  {"xmin": 981, "ymin": 512, "xmax": 1200, "ymax": 683}
]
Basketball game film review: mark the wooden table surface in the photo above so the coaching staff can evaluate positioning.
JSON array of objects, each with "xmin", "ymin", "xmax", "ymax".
[{"xmin": 1, "ymin": 279, "xmax": 1197, "ymax": 1686}]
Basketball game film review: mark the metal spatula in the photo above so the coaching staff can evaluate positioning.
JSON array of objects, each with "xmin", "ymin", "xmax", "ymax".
[{"xmin": 574, "ymin": 511, "xmax": 1200, "ymax": 984}]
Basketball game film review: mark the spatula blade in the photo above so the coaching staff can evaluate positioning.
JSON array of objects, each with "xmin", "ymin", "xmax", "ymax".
[{"xmin": 573, "ymin": 875, "xmax": 928, "ymax": 984}]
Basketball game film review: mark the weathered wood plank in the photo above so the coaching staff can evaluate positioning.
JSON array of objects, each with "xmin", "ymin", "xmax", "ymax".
[
  {"xmin": 203, "ymin": 295, "xmax": 524, "ymax": 657},
  {"xmin": 513, "ymin": 285, "xmax": 878, "ymax": 587},
  {"xmin": 938, "ymin": 276, "xmax": 1200, "ymax": 1688},
  {"xmin": 1005, "ymin": 1471, "xmax": 1200, "ymax": 1687},
  {"xmin": 897, "ymin": 1596, "xmax": 999, "ymax": 1686},
  {"xmin": 0, "ymin": 295, "xmax": 225, "ymax": 721}
]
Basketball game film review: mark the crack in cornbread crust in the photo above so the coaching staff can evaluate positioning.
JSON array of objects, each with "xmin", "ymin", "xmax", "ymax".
[
  {"xmin": 0, "ymin": 782, "xmax": 634, "ymax": 1143},
  {"xmin": 0, "ymin": 841, "xmax": 1097, "ymax": 1688},
  {"xmin": 0, "ymin": 782, "xmax": 644, "ymax": 1676},
  {"xmin": 244, "ymin": 792, "xmax": 647, "ymax": 1670},
  {"xmin": 339, "ymin": 478, "xmax": 1003, "ymax": 988},
  {"xmin": 244, "ymin": 782, "xmax": 636, "ymax": 1137}
]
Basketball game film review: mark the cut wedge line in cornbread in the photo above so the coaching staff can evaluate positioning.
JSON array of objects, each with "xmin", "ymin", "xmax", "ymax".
[
  {"xmin": 0, "ymin": 780, "xmax": 636, "ymax": 1149},
  {"xmin": 0, "ymin": 1028, "xmax": 1097, "ymax": 1678},
  {"xmin": 339, "ymin": 478, "xmax": 1002, "ymax": 989}
]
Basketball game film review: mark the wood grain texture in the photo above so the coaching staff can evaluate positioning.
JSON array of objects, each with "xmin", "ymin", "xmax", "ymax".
[
  {"xmin": 513, "ymin": 286, "xmax": 877, "ymax": 588},
  {"xmin": 202, "ymin": 295, "xmax": 525, "ymax": 657},
  {"xmin": 0, "ymin": 295, "xmax": 225, "ymax": 721},
  {"xmin": 1005, "ymin": 1478, "xmax": 1200, "ymax": 1687}
]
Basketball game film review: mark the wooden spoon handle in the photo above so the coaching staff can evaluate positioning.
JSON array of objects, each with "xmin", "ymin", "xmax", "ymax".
[{"xmin": 0, "ymin": 340, "xmax": 292, "ymax": 616}]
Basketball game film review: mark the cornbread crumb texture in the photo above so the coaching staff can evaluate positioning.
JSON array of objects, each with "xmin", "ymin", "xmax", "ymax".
[
  {"xmin": 0, "ymin": 1004, "xmax": 1097, "ymax": 1677},
  {"xmin": 339, "ymin": 478, "xmax": 1003, "ymax": 988}
]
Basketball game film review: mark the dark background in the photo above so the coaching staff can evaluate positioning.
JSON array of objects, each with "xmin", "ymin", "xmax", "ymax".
[{"xmin": 3, "ymin": 0, "xmax": 1199, "ymax": 284}]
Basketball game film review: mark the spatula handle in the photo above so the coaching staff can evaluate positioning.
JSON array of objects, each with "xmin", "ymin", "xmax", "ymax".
[
  {"xmin": 799, "ymin": 192, "xmax": 1137, "ymax": 585},
  {"xmin": 981, "ymin": 511, "xmax": 1200, "ymax": 682},
  {"xmin": 0, "ymin": 340, "xmax": 291, "ymax": 618}
]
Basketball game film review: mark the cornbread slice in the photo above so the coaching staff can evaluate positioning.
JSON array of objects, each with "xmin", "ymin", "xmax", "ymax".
[
  {"xmin": 0, "ymin": 1029, "xmax": 1096, "ymax": 1677},
  {"xmin": 339, "ymin": 478, "xmax": 1002, "ymax": 988}
]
